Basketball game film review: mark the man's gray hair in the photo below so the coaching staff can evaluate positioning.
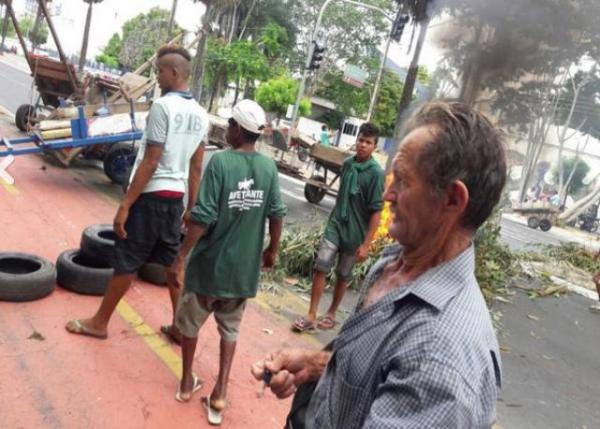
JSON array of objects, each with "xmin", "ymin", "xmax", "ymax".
[{"xmin": 403, "ymin": 101, "xmax": 507, "ymax": 230}]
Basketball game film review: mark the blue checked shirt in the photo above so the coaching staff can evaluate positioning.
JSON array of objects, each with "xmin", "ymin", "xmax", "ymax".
[{"xmin": 305, "ymin": 244, "xmax": 502, "ymax": 429}]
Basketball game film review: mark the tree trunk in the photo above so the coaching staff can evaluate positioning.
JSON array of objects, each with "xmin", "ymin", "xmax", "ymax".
[
  {"xmin": 79, "ymin": 1, "xmax": 94, "ymax": 73},
  {"xmin": 190, "ymin": 3, "xmax": 213, "ymax": 102},
  {"xmin": 558, "ymin": 181, "xmax": 600, "ymax": 222},
  {"xmin": 387, "ymin": 10, "xmax": 430, "ymax": 170},
  {"xmin": 31, "ymin": 2, "xmax": 45, "ymax": 53},
  {"xmin": 233, "ymin": 76, "xmax": 241, "ymax": 105},
  {"xmin": 1, "ymin": 2, "xmax": 10, "ymax": 52},
  {"xmin": 167, "ymin": 0, "xmax": 178, "ymax": 41}
]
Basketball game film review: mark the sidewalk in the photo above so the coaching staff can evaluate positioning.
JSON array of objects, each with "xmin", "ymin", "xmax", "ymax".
[
  {"xmin": 0, "ymin": 116, "xmax": 321, "ymax": 428},
  {"xmin": 0, "ymin": 51, "xmax": 31, "ymax": 73}
]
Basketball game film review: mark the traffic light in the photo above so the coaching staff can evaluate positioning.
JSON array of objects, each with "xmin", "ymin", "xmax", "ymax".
[
  {"xmin": 391, "ymin": 14, "xmax": 410, "ymax": 42},
  {"xmin": 308, "ymin": 41, "xmax": 326, "ymax": 71}
]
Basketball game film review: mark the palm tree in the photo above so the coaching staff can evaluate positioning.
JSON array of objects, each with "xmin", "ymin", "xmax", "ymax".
[{"xmin": 79, "ymin": 0, "xmax": 103, "ymax": 73}]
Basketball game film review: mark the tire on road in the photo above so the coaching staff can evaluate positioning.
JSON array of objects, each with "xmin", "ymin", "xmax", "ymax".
[
  {"xmin": 56, "ymin": 249, "xmax": 113, "ymax": 296},
  {"xmin": 138, "ymin": 263, "xmax": 167, "ymax": 287},
  {"xmin": 15, "ymin": 104, "xmax": 35, "ymax": 132},
  {"xmin": 80, "ymin": 224, "xmax": 116, "ymax": 265},
  {"xmin": 304, "ymin": 175, "xmax": 327, "ymax": 204},
  {"xmin": 0, "ymin": 252, "xmax": 56, "ymax": 302},
  {"xmin": 103, "ymin": 142, "xmax": 137, "ymax": 186},
  {"xmin": 527, "ymin": 216, "xmax": 540, "ymax": 229},
  {"xmin": 538, "ymin": 219, "xmax": 552, "ymax": 232}
]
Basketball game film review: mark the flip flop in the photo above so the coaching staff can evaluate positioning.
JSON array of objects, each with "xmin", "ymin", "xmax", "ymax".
[
  {"xmin": 317, "ymin": 315, "xmax": 338, "ymax": 330},
  {"xmin": 291, "ymin": 317, "xmax": 316, "ymax": 333},
  {"xmin": 175, "ymin": 374, "xmax": 203, "ymax": 403},
  {"xmin": 202, "ymin": 394, "xmax": 225, "ymax": 425},
  {"xmin": 65, "ymin": 319, "xmax": 108, "ymax": 340},
  {"xmin": 161, "ymin": 325, "xmax": 181, "ymax": 345}
]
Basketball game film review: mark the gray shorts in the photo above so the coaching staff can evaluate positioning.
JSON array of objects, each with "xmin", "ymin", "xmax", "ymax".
[
  {"xmin": 175, "ymin": 291, "xmax": 247, "ymax": 342},
  {"xmin": 314, "ymin": 239, "xmax": 357, "ymax": 281}
]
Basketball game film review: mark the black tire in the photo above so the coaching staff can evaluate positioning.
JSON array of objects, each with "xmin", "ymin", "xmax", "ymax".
[
  {"xmin": 138, "ymin": 263, "xmax": 167, "ymax": 287},
  {"xmin": 80, "ymin": 224, "xmax": 116, "ymax": 265},
  {"xmin": 103, "ymin": 142, "xmax": 137, "ymax": 185},
  {"xmin": 0, "ymin": 252, "xmax": 56, "ymax": 302},
  {"xmin": 539, "ymin": 219, "xmax": 552, "ymax": 232},
  {"xmin": 527, "ymin": 216, "xmax": 540, "ymax": 229},
  {"xmin": 304, "ymin": 175, "xmax": 327, "ymax": 204},
  {"xmin": 15, "ymin": 104, "xmax": 35, "ymax": 132},
  {"xmin": 56, "ymin": 249, "xmax": 113, "ymax": 296},
  {"xmin": 297, "ymin": 146, "xmax": 309, "ymax": 162}
]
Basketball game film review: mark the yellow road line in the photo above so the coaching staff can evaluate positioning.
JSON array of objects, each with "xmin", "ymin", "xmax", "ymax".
[
  {"xmin": 116, "ymin": 300, "xmax": 182, "ymax": 378},
  {"xmin": 0, "ymin": 179, "xmax": 19, "ymax": 195}
]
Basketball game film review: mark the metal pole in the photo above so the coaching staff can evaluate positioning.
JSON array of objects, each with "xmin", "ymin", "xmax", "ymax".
[
  {"xmin": 287, "ymin": 0, "xmax": 394, "ymax": 145},
  {"xmin": 78, "ymin": 0, "xmax": 93, "ymax": 73},
  {"xmin": 366, "ymin": 23, "xmax": 394, "ymax": 121}
]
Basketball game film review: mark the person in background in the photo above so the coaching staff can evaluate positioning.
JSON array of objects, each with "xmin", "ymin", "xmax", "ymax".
[
  {"xmin": 292, "ymin": 123, "xmax": 384, "ymax": 332},
  {"xmin": 319, "ymin": 125, "xmax": 331, "ymax": 146}
]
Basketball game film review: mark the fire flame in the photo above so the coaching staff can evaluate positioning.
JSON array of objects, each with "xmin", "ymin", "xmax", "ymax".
[{"xmin": 373, "ymin": 174, "xmax": 394, "ymax": 243}]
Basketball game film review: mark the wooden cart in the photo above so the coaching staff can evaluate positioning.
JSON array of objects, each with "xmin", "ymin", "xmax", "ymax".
[
  {"xmin": 513, "ymin": 201, "xmax": 559, "ymax": 232},
  {"xmin": 303, "ymin": 144, "xmax": 351, "ymax": 204}
]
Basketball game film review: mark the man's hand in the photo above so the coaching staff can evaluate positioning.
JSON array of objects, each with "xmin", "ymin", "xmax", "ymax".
[
  {"xmin": 166, "ymin": 256, "xmax": 185, "ymax": 289},
  {"xmin": 113, "ymin": 204, "xmax": 130, "ymax": 239},
  {"xmin": 262, "ymin": 248, "xmax": 277, "ymax": 271},
  {"xmin": 355, "ymin": 243, "xmax": 370, "ymax": 263},
  {"xmin": 251, "ymin": 348, "xmax": 329, "ymax": 399}
]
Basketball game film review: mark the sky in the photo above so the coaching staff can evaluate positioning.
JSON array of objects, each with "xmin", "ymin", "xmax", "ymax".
[
  {"xmin": 5, "ymin": 0, "xmax": 443, "ymax": 71},
  {"xmin": 8, "ymin": 0, "xmax": 205, "ymax": 57}
]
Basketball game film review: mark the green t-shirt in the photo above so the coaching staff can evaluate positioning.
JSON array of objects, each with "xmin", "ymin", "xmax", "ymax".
[
  {"xmin": 185, "ymin": 150, "xmax": 287, "ymax": 298},
  {"xmin": 324, "ymin": 156, "xmax": 384, "ymax": 252}
]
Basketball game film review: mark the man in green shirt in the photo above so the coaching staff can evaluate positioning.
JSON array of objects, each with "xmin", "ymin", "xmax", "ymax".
[
  {"xmin": 293, "ymin": 123, "xmax": 384, "ymax": 332},
  {"xmin": 167, "ymin": 99, "xmax": 286, "ymax": 425}
]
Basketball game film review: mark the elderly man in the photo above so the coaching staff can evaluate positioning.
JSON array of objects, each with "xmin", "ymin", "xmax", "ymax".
[{"xmin": 252, "ymin": 101, "xmax": 505, "ymax": 428}]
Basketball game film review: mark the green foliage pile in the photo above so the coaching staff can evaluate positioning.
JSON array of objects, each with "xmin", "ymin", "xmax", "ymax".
[
  {"xmin": 540, "ymin": 242, "xmax": 600, "ymax": 274},
  {"xmin": 473, "ymin": 217, "xmax": 517, "ymax": 304}
]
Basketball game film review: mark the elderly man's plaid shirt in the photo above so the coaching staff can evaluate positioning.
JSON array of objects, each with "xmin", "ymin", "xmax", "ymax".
[{"xmin": 305, "ymin": 245, "xmax": 502, "ymax": 429}]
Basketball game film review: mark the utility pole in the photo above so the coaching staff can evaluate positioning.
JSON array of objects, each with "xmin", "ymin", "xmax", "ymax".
[{"xmin": 287, "ymin": 0, "xmax": 394, "ymax": 146}]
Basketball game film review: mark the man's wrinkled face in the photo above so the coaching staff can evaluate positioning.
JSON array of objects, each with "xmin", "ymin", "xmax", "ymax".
[
  {"xmin": 384, "ymin": 126, "xmax": 445, "ymax": 247},
  {"xmin": 355, "ymin": 133, "xmax": 377, "ymax": 161}
]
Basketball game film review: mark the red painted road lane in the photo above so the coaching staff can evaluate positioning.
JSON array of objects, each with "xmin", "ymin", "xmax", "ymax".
[{"xmin": 0, "ymin": 153, "xmax": 312, "ymax": 428}]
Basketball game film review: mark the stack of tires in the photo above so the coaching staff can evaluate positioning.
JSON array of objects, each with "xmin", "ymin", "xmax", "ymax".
[
  {"xmin": 56, "ymin": 224, "xmax": 168, "ymax": 294},
  {"xmin": 56, "ymin": 224, "xmax": 116, "ymax": 296}
]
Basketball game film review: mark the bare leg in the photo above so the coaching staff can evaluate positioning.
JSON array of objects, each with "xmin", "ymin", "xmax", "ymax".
[
  {"xmin": 180, "ymin": 335, "xmax": 198, "ymax": 393},
  {"xmin": 66, "ymin": 273, "xmax": 134, "ymax": 337},
  {"xmin": 165, "ymin": 276, "xmax": 182, "ymax": 341},
  {"xmin": 324, "ymin": 278, "xmax": 348, "ymax": 319},
  {"xmin": 306, "ymin": 270, "xmax": 328, "ymax": 323},
  {"xmin": 210, "ymin": 339, "xmax": 236, "ymax": 408}
]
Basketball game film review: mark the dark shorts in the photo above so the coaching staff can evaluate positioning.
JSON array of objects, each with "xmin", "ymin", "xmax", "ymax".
[{"xmin": 110, "ymin": 193, "xmax": 184, "ymax": 274}]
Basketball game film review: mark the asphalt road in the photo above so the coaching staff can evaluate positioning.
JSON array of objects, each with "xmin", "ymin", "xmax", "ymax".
[{"xmin": 0, "ymin": 59, "xmax": 37, "ymax": 114}]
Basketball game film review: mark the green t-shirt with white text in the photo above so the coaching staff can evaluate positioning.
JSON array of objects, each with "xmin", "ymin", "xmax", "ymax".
[{"xmin": 185, "ymin": 150, "xmax": 287, "ymax": 298}]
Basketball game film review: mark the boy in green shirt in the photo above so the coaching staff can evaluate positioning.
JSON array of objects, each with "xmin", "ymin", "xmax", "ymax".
[
  {"xmin": 167, "ymin": 100, "xmax": 286, "ymax": 425},
  {"xmin": 293, "ymin": 123, "xmax": 384, "ymax": 332}
]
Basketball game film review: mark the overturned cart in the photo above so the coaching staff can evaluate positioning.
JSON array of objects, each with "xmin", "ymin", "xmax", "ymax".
[{"xmin": 0, "ymin": 106, "xmax": 144, "ymax": 185}]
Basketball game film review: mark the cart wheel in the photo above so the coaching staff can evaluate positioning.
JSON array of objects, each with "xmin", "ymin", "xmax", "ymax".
[
  {"xmin": 304, "ymin": 175, "xmax": 326, "ymax": 204},
  {"xmin": 527, "ymin": 216, "xmax": 540, "ymax": 229},
  {"xmin": 15, "ymin": 104, "xmax": 35, "ymax": 132},
  {"xmin": 297, "ymin": 147, "xmax": 309, "ymax": 162},
  {"xmin": 103, "ymin": 142, "xmax": 137, "ymax": 186},
  {"xmin": 539, "ymin": 219, "xmax": 552, "ymax": 232}
]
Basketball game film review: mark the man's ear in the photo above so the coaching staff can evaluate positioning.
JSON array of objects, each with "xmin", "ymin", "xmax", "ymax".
[{"xmin": 444, "ymin": 180, "xmax": 469, "ymax": 215}]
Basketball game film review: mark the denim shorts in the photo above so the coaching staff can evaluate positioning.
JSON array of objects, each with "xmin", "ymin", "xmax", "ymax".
[
  {"xmin": 110, "ymin": 193, "xmax": 183, "ymax": 274},
  {"xmin": 314, "ymin": 239, "xmax": 357, "ymax": 281}
]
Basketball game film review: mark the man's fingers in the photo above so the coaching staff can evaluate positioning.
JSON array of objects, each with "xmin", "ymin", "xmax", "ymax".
[{"xmin": 269, "ymin": 370, "xmax": 294, "ymax": 396}]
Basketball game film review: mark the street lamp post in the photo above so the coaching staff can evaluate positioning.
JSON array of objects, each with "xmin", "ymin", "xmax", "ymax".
[{"xmin": 287, "ymin": 0, "xmax": 394, "ymax": 146}]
